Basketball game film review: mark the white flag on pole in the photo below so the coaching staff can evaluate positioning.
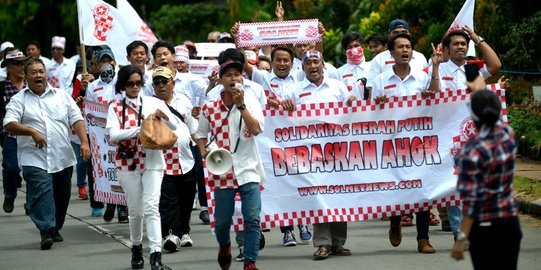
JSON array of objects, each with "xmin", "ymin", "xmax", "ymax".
[
  {"xmin": 77, "ymin": 0, "xmax": 157, "ymax": 65},
  {"xmin": 116, "ymin": 0, "xmax": 158, "ymax": 49},
  {"xmin": 447, "ymin": 0, "xmax": 476, "ymax": 57}
]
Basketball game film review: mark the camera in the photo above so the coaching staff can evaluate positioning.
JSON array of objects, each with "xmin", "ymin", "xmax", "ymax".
[{"xmin": 118, "ymin": 146, "xmax": 136, "ymax": 160}]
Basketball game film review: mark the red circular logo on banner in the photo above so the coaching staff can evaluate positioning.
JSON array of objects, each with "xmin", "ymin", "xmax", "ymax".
[
  {"xmin": 305, "ymin": 26, "xmax": 318, "ymax": 38},
  {"xmin": 240, "ymin": 29, "xmax": 254, "ymax": 41}
]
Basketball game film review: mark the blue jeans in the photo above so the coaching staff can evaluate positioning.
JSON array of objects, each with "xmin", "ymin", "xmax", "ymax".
[
  {"xmin": 71, "ymin": 142, "xmax": 87, "ymax": 188},
  {"xmin": 214, "ymin": 182, "xmax": 261, "ymax": 263},
  {"xmin": 448, "ymin": 205, "xmax": 462, "ymax": 236},
  {"xmin": 2, "ymin": 135, "xmax": 22, "ymax": 199},
  {"xmin": 22, "ymin": 166, "xmax": 73, "ymax": 235}
]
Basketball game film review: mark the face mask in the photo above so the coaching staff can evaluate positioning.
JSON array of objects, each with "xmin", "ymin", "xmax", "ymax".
[
  {"xmin": 100, "ymin": 63, "xmax": 115, "ymax": 84},
  {"xmin": 346, "ymin": 47, "xmax": 365, "ymax": 65}
]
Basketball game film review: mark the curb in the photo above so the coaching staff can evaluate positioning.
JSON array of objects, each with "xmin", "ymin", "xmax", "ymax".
[{"xmin": 517, "ymin": 198, "xmax": 541, "ymax": 217}]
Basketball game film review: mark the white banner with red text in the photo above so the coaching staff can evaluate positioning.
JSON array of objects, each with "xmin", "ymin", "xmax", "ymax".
[
  {"xmin": 237, "ymin": 19, "xmax": 321, "ymax": 47},
  {"xmin": 204, "ymin": 87, "xmax": 507, "ymax": 231},
  {"xmin": 84, "ymin": 100, "xmax": 126, "ymax": 205}
]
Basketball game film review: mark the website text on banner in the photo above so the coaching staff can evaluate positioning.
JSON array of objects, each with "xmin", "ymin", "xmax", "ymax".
[
  {"xmin": 84, "ymin": 99, "xmax": 126, "ymax": 205},
  {"xmin": 254, "ymin": 88, "xmax": 506, "ymax": 229},
  {"xmin": 237, "ymin": 19, "xmax": 321, "ymax": 47}
]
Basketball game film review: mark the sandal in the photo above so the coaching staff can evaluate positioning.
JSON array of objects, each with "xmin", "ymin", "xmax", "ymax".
[
  {"xmin": 400, "ymin": 215, "xmax": 414, "ymax": 227},
  {"xmin": 313, "ymin": 245, "xmax": 331, "ymax": 260},
  {"xmin": 331, "ymin": 246, "xmax": 352, "ymax": 256},
  {"xmin": 430, "ymin": 212, "xmax": 441, "ymax": 226}
]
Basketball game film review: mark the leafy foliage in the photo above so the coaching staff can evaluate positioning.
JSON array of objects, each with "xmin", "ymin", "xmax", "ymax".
[
  {"xmin": 508, "ymin": 100, "xmax": 541, "ymax": 159},
  {"xmin": 150, "ymin": 3, "xmax": 221, "ymax": 43},
  {"xmin": 501, "ymin": 10, "xmax": 541, "ymax": 72}
]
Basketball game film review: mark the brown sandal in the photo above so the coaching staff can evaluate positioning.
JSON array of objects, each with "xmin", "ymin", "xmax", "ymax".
[
  {"xmin": 313, "ymin": 245, "xmax": 331, "ymax": 260},
  {"xmin": 331, "ymin": 246, "xmax": 352, "ymax": 256}
]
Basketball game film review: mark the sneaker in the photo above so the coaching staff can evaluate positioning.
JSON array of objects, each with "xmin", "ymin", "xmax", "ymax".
[
  {"xmin": 3, "ymin": 197, "xmax": 15, "ymax": 213},
  {"xmin": 180, "ymin": 234, "xmax": 193, "ymax": 247},
  {"xmin": 163, "ymin": 233, "xmax": 181, "ymax": 253},
  {"xmin": 78, "ymin": 186, "xmax": 88, "ymax": 200},
  {"xmin": 244, "ymin": 261, "xmax": 259, "ymax": 270},
  {"xmin": 259, "ymin": 232, "xmax": 265, "ymax": 250},
  {"xmin": 199, "ymin": 210, "xmax": 210, "ymax": 224},
  {"xmin": 441, "ymin": 220, "xmax": 452, "ymax": 232},
  {"xmin": 91, "ymin": 208, "xmax": 103, "ymax": 216},
  {"xmin": 235, "ymin": 246, "xmax": 244, "ymax": 262},
  {"xmin": 299, "ymin": 225, "xmax": 312, "ymax": 242},
  {"xmin": 40, "ymin": 229, "xmax": 54, "ymax": 250},
  {"xmin": 52, "ymin": 230, "xmax": 64, "ymax": 242},
  {"xmin": 282, "ymin": 230, "xmax": 297, "ymax": 247},
  {"xmin": 118, "ymin": 208, "xmax": 129, "ymax": 223},
  {"xmin": 103, "ymin": 204, "xmax": 115, "ymax": 222}
]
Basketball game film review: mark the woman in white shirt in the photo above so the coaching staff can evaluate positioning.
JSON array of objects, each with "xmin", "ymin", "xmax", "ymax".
[{"xmin": 106, "ymin": 65, "xmax": 177, "ymax": 270}]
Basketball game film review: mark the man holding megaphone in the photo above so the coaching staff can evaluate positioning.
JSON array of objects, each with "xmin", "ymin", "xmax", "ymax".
[{"xmin": 195, "ymin": 49, "xmax": 265, "ymax": 270}]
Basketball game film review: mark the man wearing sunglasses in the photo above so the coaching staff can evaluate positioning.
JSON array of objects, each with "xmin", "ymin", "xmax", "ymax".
[
  {"xmin": 151, "ymin": 66, "xmax": 200, "ymax": 252},
  {"xmin": 46, "ymin": 36, "xmax": 76, "ymax": 91}
]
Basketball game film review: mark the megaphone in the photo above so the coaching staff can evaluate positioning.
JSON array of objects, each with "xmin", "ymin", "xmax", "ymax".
[{"xmin": 206, "ymin": 148, "xmax": 233, "ymax": 175}]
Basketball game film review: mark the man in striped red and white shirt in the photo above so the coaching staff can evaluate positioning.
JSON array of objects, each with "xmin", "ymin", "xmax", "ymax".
[{"xmin": 196, "ymin": 49, "xmax": 265, "ymax": 270}]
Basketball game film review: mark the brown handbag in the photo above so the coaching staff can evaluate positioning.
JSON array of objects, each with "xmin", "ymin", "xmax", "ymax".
[{"xmin": 139, "ymin": 112, "xmax": 177, "ymax": 149}]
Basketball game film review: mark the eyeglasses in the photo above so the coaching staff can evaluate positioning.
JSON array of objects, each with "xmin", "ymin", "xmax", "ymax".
[
  {"xmin": 152, "ymin": 78, "xmax": 170, "ymax": 86},
  {"xmin": 125, "ymin": 80, "xmax": 143, "ymax": 88},
  {"xmin": 51, "ymin": 47, "xmax": 63, "ymax": 51}
]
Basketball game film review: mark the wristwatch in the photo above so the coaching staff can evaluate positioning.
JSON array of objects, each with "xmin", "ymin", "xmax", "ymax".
[
  {"xmin": 476, "ymin": 36, "xmax": 485, "ymax": 46},
  {"xmin": 237, "ymin": 104, "xmax": 246, "ymax": 110},
  {"xmin": 456, "ymin": 232, "xmax": 468, "ymax": 242}
]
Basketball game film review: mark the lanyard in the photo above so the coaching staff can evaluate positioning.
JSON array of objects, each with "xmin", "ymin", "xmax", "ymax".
[{"xmin": 121, "ymin": 96, "xmax": 143, "ymax": 128}]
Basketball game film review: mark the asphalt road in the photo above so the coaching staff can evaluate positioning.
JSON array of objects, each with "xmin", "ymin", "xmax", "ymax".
[{"xmin": 1, "ymin": 183, "xmax": 541, "ymax": 270}]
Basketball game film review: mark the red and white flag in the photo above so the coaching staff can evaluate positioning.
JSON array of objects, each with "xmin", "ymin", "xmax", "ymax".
[
  {"xmin": 447, "ymin": 0, "xmax": 476, "ymax": 57},
  {"xmin": 116, "ymin": 0, "xmax": 158, "ymax": 49},
  {"xmin": 77, "ymin": 0, "xmax": 157, "ymax": 65}
]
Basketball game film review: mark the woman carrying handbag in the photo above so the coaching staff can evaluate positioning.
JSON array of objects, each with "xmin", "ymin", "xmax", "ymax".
[{"xmin": 105, "ymin": 65, "xmax": 178, "ymax": 270}]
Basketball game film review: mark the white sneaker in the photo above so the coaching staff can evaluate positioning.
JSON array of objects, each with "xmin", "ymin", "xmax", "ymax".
[
  {"xmin": 180, "ymin": 234, "xmax": 194, "ymax": 247},
  {"xmin": 163, "ymin": 234, "xmax": 181, "ymax": 252}
]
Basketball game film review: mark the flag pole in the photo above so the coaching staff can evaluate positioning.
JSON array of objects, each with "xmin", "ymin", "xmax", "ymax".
[{"xmin": 77, "ymin": 0, "xmax": 88, "ymax": 74}]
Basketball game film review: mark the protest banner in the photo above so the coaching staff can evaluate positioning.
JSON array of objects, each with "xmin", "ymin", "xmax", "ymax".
[
  {"xmin": 189, "ymin": 59, "xmax": 219, "ymax": 79},
  {"xmin": 237, "ymin": 19, "xmax": 321, "ymax": 47},
  {"xmin": 195, "ymin": 43, "xmax": 236, "ymax": 58},
  {"xmin": 205, "ymin": 86, "xmax": 507, "ymax": 230},
  {"xmin": 84, "ymin": 99, "xmax": 126, "ymax": 205}
]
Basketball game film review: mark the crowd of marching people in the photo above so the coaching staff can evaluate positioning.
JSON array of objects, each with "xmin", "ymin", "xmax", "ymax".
[{"xmin": 0, "ymin": 1, "xmax": 522, "ymax": 270}]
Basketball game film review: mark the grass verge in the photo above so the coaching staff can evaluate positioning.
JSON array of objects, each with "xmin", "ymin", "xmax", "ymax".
[{"xmin": 514, "ymin": 176, "xmax": 541, "ymax": 202}]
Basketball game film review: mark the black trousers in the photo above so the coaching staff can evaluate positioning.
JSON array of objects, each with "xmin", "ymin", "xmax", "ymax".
[
  {"xmin": 469, "ymin": 216, "xmax": 522, "ymax": 270},
  {"xmin": 159, "ymin": 168, "xmax": 197, "ymax": 237},
  {"xmin": 191, "ymin": 145, "xmax": 207, "ymax": 208},
  {"xmin": 390, "ymin": 210, "xmax": 430, "ymax": 240}
]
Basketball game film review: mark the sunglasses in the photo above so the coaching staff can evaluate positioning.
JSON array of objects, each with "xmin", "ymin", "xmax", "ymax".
[
  {"xmin": 125, "ymin": 80, "xmax": 143, "ymax": 88},
  {"xmin": 153, "ymin": 78, "xmax": 170, "ymax": 86},
  {"xmin": 51, "ymin": 47, "xmax": 63, "ymax": 51}
]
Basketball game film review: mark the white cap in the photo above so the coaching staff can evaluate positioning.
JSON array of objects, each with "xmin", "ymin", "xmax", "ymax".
[
  {"xmin": 1, "ymin": 41, "xmax": 14, "ymax": 52},
  {"xmin": 174, "ymin": 45, "xmax": 190, "ymax": 63},
  {"xmin": 51, "ymin": 36, "xmax": 66, "ymax": 50}
]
